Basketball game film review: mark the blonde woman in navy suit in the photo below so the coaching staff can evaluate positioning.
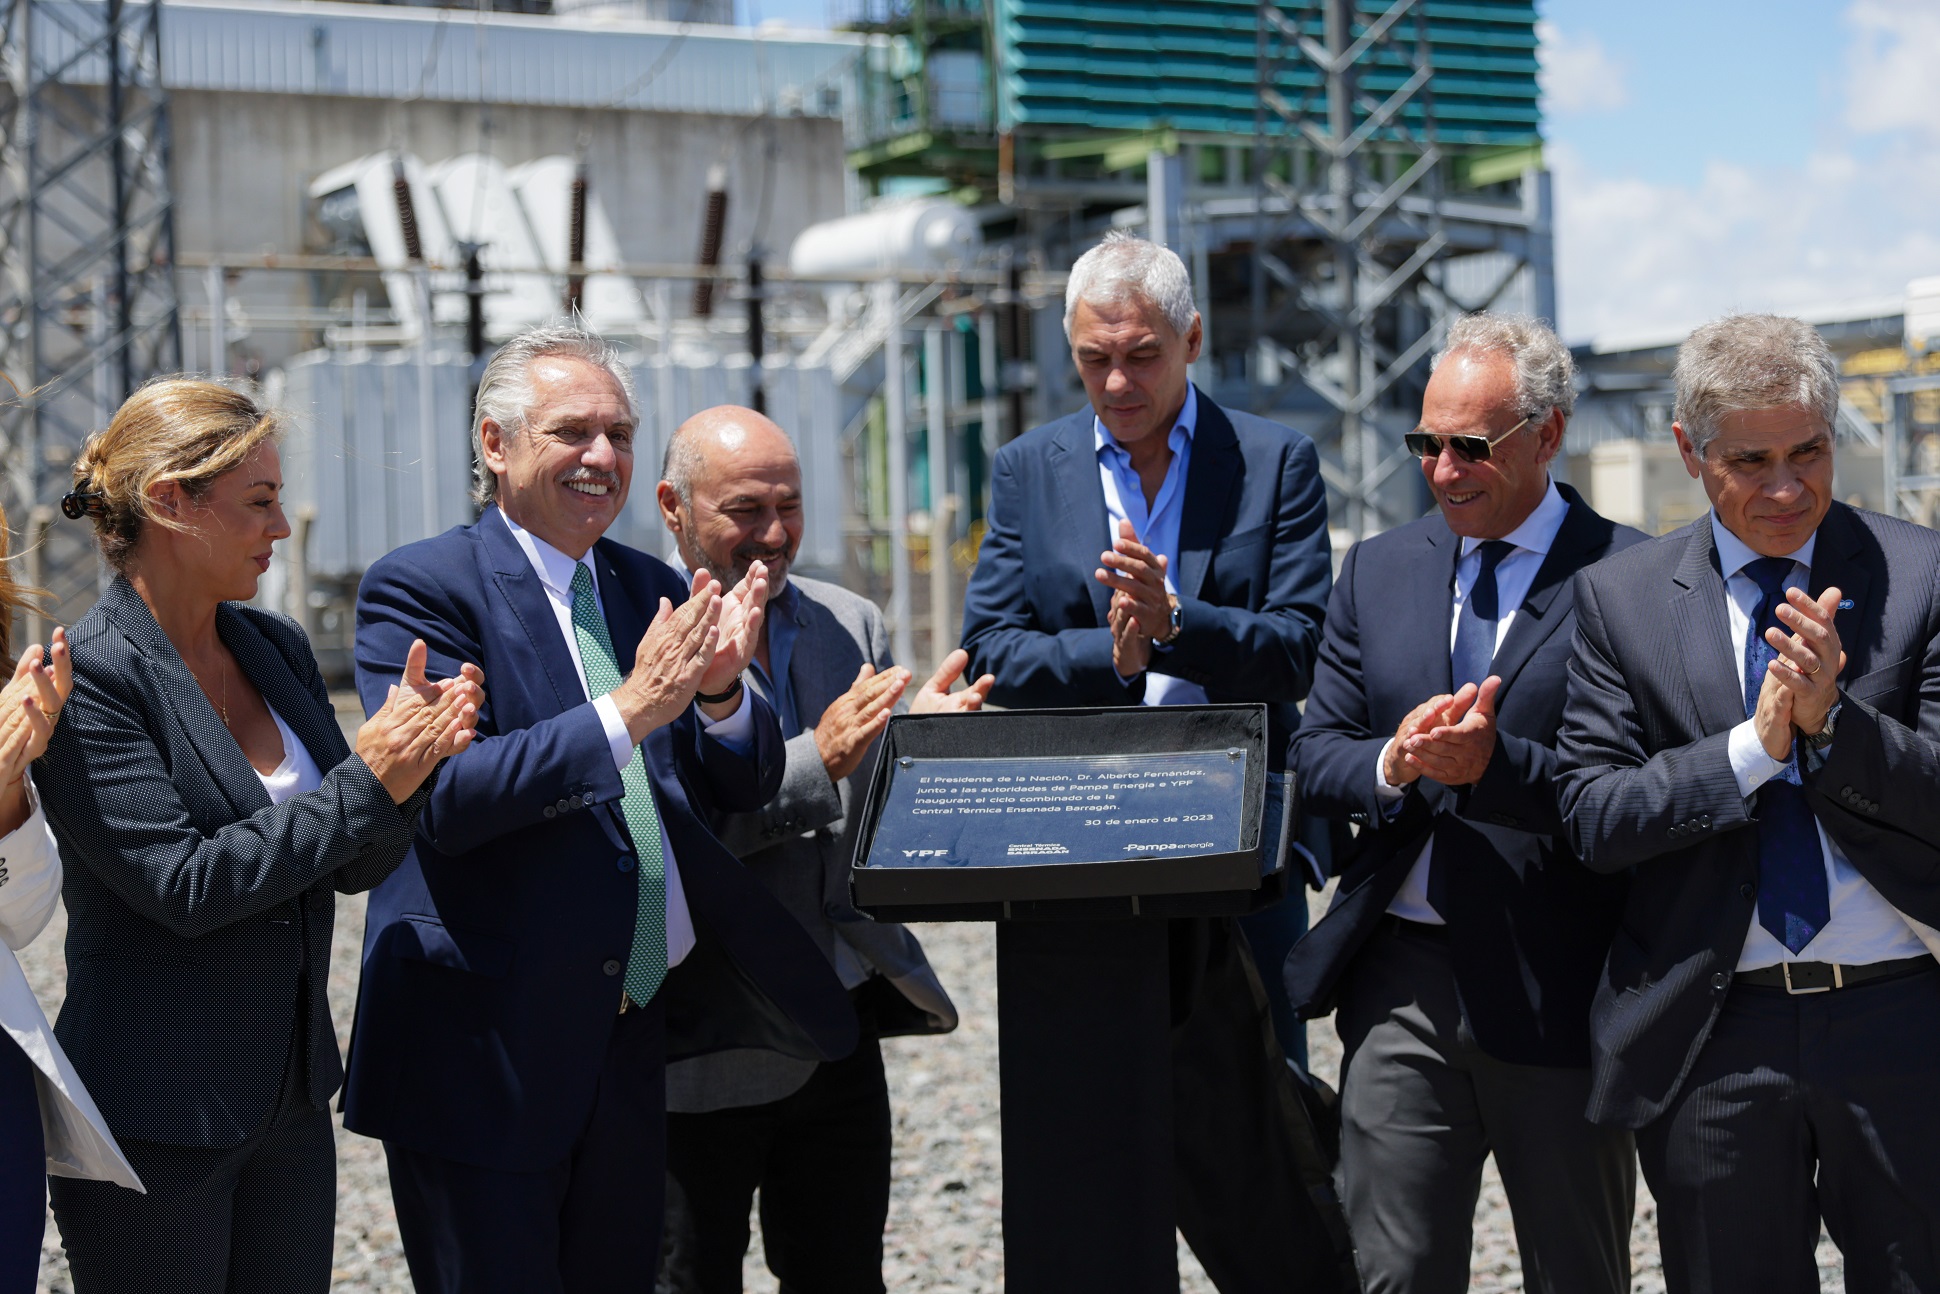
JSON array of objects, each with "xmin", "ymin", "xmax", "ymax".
[{"xmin": 34, "ymin": 379, "xmax": 485, "ymax": 1293}]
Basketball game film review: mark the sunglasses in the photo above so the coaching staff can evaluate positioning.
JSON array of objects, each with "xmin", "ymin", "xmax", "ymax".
[{"xmin": 1404, "ymin": 416, "xmax": 1531, "ymax": 464}]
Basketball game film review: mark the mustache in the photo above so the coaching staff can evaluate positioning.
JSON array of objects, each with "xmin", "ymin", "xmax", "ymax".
[{"xmin": 560, "ymin": 469, "xmax": 621, "ymax": 488}]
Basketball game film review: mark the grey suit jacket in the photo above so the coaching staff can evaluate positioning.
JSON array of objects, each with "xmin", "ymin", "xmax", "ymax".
[
  {"xmin": 35, "ymin": 577, "xmax": 420, "ymax": 1147},
  {"xmin": 1556, "ymin": 502, "xmax": 1940, "ymax": 1128},
  {"xmin": 666, "ymin": 576, "xmax": 955, "ymax": 1112}
]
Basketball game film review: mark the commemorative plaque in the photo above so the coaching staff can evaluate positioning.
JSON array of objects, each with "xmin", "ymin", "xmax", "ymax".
[
  {"xmin": 850, "ymin": 703, "xmax": 1285, "ymax": 918},
  {"xmin": 847, "ymin": 703, "xmax": 1291, "ymax": 1294}
]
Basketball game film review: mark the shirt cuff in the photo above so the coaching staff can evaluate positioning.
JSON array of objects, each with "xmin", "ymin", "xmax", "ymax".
[
  {"xmin": 1728, "ymin": 719, "xmax": 1790, "ymax": 799},
  {"xmin": 698, "ymin": 684, "xmax": 755, "ymax": 753},
  {"xmin": 1372, "ymin": 740, "xmax": 1407, "ymax": 817},
  {"xmin": 594, "ymin": 694, "xmax": 637, "ymax": 773}
]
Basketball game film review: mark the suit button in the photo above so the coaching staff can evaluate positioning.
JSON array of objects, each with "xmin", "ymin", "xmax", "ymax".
[
  {"xmin": 1842, "ymin": 785, "xmax": 1856, "ymax": 799},
  {"xmin": 1698, "ymin": 815, "xmax": 1711, "ymax": 829},
  {"xmin": 557, "ymin": 799, "xmax": 571, "ymax": 813},
  {"xmin": 1669, "ymin": 825, "xmax": 1683, "ymax": 839},
  {"xmin": 543, "ymin": 806, "xmax": 557, "ymax": 819},
  {"xmin": 1740, "ymin": 883, "xmax": 1755, "ymax": 900},
  {"xmin": 571, "ymin": 795, "xmax": 585, "ymax": 810},
  {"xmin": 1711, "ymin": 971, "xmax": 1729, "ymax": 991},
  {"xmin": 602, "ymin": 959, "xmax": 622, "ymax": 976},
  {"xmin": 617, "ymin": 856, "xmax": 635, "ymax": 872}
]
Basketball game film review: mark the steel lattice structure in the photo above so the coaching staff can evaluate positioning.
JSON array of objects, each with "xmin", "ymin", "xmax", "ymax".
[
  {"xmin": 1251, "ymin": 0, "xmax": 1549, "ymax": 539},
  {"xmin": 0, "ymin": 0, "xmax": 180, "ymax": 623}
]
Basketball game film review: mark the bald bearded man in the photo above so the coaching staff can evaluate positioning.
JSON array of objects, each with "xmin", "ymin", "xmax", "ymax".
[{"xmin": 654, "ymin": 406, "xmax": 992, "ymax": 1294}]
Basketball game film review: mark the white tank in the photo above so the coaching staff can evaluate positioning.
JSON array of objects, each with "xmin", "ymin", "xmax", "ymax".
[{"xmin": 788, "ymin": 200, "xmax": 983, "ymax": 279}]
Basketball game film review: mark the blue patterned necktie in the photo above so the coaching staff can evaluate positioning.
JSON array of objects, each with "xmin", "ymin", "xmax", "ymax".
[
  {"xmin": 1741, "ymin": 555, "xmax": 1829, "ymax": 954},
  {"xmin": 569, "ymin": 563, "xmax": 668, "ymax": 1006},
  {"xmin": 1428, "ymin": 539, "xmax": 1514, "ymax": 919}
]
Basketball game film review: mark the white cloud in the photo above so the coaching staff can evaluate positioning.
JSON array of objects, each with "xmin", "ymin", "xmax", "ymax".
[
  {"xmin": 1551, "ymin": 1, "xmax": 1940, "ymax": 342},
  {"xmin": 1536, "ymin": 20, "xmax": 1629, "ymax": 116},
  {"xmin": 1845, "ymin": 0, "xmax": 1940, "ymax": 137}
]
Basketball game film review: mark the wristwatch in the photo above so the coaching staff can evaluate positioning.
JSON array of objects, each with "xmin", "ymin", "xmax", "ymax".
[
  {"xmin": 1799, "ymin": 701, "xmax": 1842, "ymax": 751},
  {"xmin": 1154, "ymin": 598, "xmax": 1183, "ymax": 648}
]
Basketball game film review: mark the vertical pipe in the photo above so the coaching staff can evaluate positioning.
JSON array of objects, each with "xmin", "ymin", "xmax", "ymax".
[
  {"xmin": 92, "ymin": 278, "xmax": 112, "ymax": 429},
  {"xmin": 746, "ymin": 254, "xmax": 766, "ymax": 415},
  {"xmin": 416, "ymin": 267, "xmax": 439, "ymax": 539},
  {"xmin": 107, "ymin": 0, "xmax": 131, "ymax": 399},
  {"xmin": 654, "ymin": 279, "xmax": 679, "ymax": 560},
  {"xmin": 1525, "ymin": 166, "xmax": 1557, "ymax": 329},
  {"xmin": 1326, "ymin": 0, "xmax": 1364, "ymax": 539},
  {"xmin": 22, "ymin": 507, "xmax": 52, "ymax": 649},
  {"xmin": 1884, "ymin": 386, "xmax": 1903, "ymax": 521},
  {"xmin": 290, "ymin": 505, "xmax": 316, "ymax": 634},
  {"xmin": 979, "ymin": 307, "xmax": 1001, "ymax": 456},
  {"xmin": 205, "ymin": 262, "xmax": 225, "ymax": 376},
  {"xmin": 1003, "ymin": 252, "xmax": 1026, "ymax": 445},
  {"xmin": 925, "ymin": 324, "xmax": 951, "ymax": 673},
  {"xmin": 880, "ymin": 279, "xmax": 913, "ymax": 670}
]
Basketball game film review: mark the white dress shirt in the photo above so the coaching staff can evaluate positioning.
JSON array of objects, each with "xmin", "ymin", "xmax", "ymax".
[
  {"xmin": 1709, "ymin": 512, "xmax": 1928, "ymax": 970},
  {"xmin": 1375, "ymin": 479, "xmax": 1570, "ymax": 924},
  {"xmin": 504, "ymin": 514, "xmax": 756, "ymax": 969},
  {"xmin": 254, "ymin": 707, "xmax": 324, "ymax": 806},
  {"xmin": 1097, "ymin": 385, "xmax": 1209, "ymax": 707}
]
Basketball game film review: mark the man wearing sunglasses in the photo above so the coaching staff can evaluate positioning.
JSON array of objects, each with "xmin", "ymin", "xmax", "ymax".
[
  {"xmin": 1556, "ymin": 314, "xmax": 1940, "ymax": 1290},
  {"xmin": 1289, "ymin": 313, "xmax": 1645, "ymax": 1294}
]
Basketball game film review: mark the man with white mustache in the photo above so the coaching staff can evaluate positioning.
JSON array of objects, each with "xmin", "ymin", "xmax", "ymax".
[{"xmin": 345, "ymin": 326, "xmax": 857, "ymax": 1293}]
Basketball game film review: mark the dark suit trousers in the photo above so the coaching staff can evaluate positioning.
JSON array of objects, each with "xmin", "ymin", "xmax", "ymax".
[
  {"xmin": 1337, "ymin": 921, "xmax": 1635, "ymax": 1294},
  {"xmin": 1173, "ymin": 915, "xmax": 1355, "ymax": 1293},
  {"xmin": 0, "ymin": 1037, "xmax": 45, "ymax": 1293},
  {"xmin": 660, "ymin": 1038, "xmax": 891, "ymax": 1294},
  {"xmin": 48, "ymin": 1032, "xmax": 336, "ymax": 1294},
  {"xmin": 387, "ymin": 998, "xmax": 667, "ymax": 1294},
  {"xmin": 1637, "ymin": 966, "xmax": 1940, "ymax": 1294}
]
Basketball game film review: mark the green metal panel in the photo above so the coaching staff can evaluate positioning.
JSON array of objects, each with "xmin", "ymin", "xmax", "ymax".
[{"xmin": 993, "ymin": 0, "xmax": 1540, "ymax": 146}]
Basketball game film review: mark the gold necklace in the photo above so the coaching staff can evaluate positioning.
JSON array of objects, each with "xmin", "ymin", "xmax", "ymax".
[{"xmin": 194, "ymin": 654, "xmax": 229, "ymax": 725}]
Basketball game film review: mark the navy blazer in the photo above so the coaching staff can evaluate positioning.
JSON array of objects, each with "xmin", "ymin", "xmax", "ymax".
[
  {"xmin": 1287, "ymin": 484, "xmax": 1643, "ymax": 1067},
  {"xmin": 960, "ymin": 390, "xmax": 1331, "ymax": 769},
  {"xmin": 37, "ymin": 577, "xmax": 416, "ymax": 1147},
  {"xmin": 1557, "ymin": 502, "xmax": 1940, "ymax": 1128},
  {"xmin": 344, "ymin": 506, "xmax": 857, "ymax": 1173}
]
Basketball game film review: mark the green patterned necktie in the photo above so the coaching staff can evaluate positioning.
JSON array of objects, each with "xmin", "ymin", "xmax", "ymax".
[{"xmin": 569, "ymin": 562, "xmax": 667, "ymax": 1007}]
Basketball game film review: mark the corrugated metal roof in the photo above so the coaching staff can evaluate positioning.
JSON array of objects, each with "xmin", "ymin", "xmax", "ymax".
[
  {"xmin": 36, "ymin": 0, "xmax": 860, "ymax": 116},
  {"xmin": 993, "ymin": 0, "xmax": 1541, "ymax": 146}
]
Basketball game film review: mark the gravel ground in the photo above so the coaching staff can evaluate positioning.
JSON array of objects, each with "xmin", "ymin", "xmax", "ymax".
[{"xmin": 21, "ymin": 884, "xmax": 1845, "ymax": 1293}]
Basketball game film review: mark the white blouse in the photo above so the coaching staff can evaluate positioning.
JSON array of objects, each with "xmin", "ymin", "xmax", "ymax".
[{"xmin": 255, "ymin": 707, "xmax": 323, "ymax": 805}]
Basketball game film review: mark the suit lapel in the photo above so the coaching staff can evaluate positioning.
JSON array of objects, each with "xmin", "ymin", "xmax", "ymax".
[
  {"xmin": 1046, "ymin": 414, "xmax": 1114, "ymax": 626},
  {"xmin": 218, "ymin": 605, "xmax": 347, "ymax": 775},
  {"xmin": 98, "ymin": 579, "xmax": 269, "ymax": 820},
  {"xmin": 1175, "ymin": 392, "xmax": 1243, "ymax": 601},
  {"xmin": 1419, "ymin": 521, "xmax": 1462, "ymax": 695},
  {"xmin": 478, "ymin": 505, "xmax": 585, "ymax": 715},
  {"xmin": 1488, "ymin": 486, "xmax": 1599, "ymax": 695},
  {"xmin": 1804, "ymin": 503, "xmax": 1874, "ymax": 674},
  {"xmin": 1670, "ymin": 520, "xmax": 1750, "ymax": 735}
]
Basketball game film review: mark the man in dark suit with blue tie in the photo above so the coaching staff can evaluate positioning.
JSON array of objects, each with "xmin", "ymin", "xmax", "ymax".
[
  {"xmin": 1288, "ymin": 314, "xmax": 1643, "ymax": 1294},
  {"xmin": 345, "ymin": 326, "xmax": 856, "ymax": 1293},
  {"xmin": 961, "ymin": 231, "xmax": 1351, "ymax": 1292},
  {"xmin": 1556, "ymin": 313, "xmax": 1940, "ymax": 1291}
]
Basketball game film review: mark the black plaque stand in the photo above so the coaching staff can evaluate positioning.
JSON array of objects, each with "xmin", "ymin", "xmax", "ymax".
[
  {"xmin": 849, "ymin": 706, "xmax": 1286, "ymax": 1292},
  {"xmin": 997, "ymin": 919, "xmax": 1176, "ymax": 1294}
]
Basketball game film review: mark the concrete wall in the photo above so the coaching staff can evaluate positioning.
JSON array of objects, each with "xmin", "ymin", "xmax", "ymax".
[{"xmin": 168, "ymin": 89, "xmax": 851, "ymax": 369}]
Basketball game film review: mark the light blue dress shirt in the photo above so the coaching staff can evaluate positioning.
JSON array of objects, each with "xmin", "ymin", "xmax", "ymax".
[
  {"xmin": 1709, "ymin": 512, "xmax": 1926, "ymax": 970},
  {"xmin": 1096, "ymin": 384, "xmax": 1208, "ymax": 708}
]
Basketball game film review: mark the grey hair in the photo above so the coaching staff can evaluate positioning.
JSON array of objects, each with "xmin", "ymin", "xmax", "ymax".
[
  {"xmin": 1063, "ymin": 230, "xmax": 1196, "ymax": 338},
  {"xmin": 471, "ymin": 324, "xmax": 638, "ymax": 503},
  {"xmin": 1672, "ymin": 313, "xmax": 1840, "ymax": 456},
  {"xmin": 1431, "ymin": 312, "xmax": 1576, "ymax": 425}
]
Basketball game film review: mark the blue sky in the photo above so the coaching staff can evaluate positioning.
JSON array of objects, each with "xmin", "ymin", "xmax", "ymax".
[{"xmin": 738, "ymin": 1, "xmax": 1940, "ymax": 342}]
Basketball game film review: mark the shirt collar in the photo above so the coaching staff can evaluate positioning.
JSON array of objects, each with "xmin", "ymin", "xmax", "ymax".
[
  {"xmin": 1094, "ymin": 384, "xmax": 1199, "ymax": 460},
  {"xmin": 1460, "ymin": 477, "xmax": 1569, "ymax": 559},
  {"xmin": 1710, "ymin": 510, "xmax": 1816, "ymax": 580},
  {"xmin": 501, "ymin": 510, "xmax": 594, "ymax": 600}
]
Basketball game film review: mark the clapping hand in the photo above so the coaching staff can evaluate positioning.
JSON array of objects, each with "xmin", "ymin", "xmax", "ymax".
[
  {"xmin": 356, "ymin": 639, "xmax": 485, "ymax": 804},
  {"xmin": 1398, "ymin": 677, "xmax": 1502, "ymax": 787},
  {"xmin": 1095, "ymin": 521, "xmax": 1171, "ymax": 639},
  {"xmin": 0, "ymin": 628, "xmax": 71, "ymax": 790},
  {"xmin": 613, "ymin": 574, "xmax": 723, "ymax": 742},
  {"xmin": 1764, "ymin": 586, "xmax": 1847, "ymax": 751},
  {"xmin": 814, "ymin": 662, "xmax": 910, "ymax": 782},
  {"xmin": 697, "ymin": 561, "xmax": 770, "ymax": 708},
  {"xmin": 908, "ymin": 649, "xmax": 995, "ymax": 714}
]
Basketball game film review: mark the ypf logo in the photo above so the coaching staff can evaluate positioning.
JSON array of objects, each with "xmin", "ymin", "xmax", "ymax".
[{"xmin": 902, "ymin": 849, "xmax": 950, "ymax": 859}]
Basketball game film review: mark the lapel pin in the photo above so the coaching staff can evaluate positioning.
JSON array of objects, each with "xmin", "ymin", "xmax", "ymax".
[{"xmin": 1837, "ymin": 598, "xmax": 1854, "ymax": 611}]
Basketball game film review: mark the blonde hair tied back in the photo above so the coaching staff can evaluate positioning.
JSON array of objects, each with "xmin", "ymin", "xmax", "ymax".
[{"xmin": 69, "ymin": 377, "xmax": 283, "ymax": 572}]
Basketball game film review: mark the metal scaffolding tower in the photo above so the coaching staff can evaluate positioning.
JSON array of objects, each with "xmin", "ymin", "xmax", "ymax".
[
  {"xmin": 1251, "ymin": 0, "xmax": 1551, "ymax": 539},
  {"xmin": 0, "ymin": 0, "xmax": 181, "ymax": 622}
]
